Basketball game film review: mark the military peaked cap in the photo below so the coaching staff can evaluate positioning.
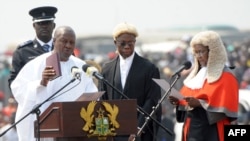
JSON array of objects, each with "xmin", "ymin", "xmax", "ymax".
[{"xmin": 29, "ymin": 6, "xmax": 57, "ymax": 23}]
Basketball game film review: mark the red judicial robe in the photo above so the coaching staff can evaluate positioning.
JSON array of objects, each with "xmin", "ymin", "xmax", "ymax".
[{"xmin": 179, "ymin": 71, "xmax": 238, "ymax": 141}]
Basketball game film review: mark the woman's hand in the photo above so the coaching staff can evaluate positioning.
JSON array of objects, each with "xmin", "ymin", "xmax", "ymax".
[
  {"xmin": 184, "ymin": 97, "xmax": 201, "ymax": 108},
  {"xmin": 40, "ymin": 66, "xmax": 56, "ymax": 86},
  {"xmin": 168, "ymin": 96, "xmax": 179, "ymax": 106}
]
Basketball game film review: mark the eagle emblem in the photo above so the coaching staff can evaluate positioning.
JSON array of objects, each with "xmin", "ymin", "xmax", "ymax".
[
  {"xmin": 80, "ymin": 101, "xmax": 120, "ymax": 139},
  {"xmin": 80, "ymin": 101, "xmax": 97, "ymax": 132}
]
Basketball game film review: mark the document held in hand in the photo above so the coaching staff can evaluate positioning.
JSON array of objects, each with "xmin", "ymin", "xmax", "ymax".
[
  {"xmin": 152, "ymin": 78, "xmax": 184, "ymax": 100},
  {"xmin": 46, "ymin": 52, "xmax": 62, "ymax": 80}
]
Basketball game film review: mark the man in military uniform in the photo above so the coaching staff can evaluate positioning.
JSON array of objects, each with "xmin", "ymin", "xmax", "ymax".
[{"xmin": 8, "ymin": 6, "xmax": 57, "ymax": 87}]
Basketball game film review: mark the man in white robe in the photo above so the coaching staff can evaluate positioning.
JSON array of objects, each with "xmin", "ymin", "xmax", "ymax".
[{"xmin": 11, "ymin": 26, "xmax": 98, "ymax": 141}]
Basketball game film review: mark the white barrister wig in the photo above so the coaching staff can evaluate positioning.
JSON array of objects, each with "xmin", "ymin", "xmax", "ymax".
[
  {"xmin": 112, "ymin": 22, "xmax": 138, "ymax": 40},
  {"xmin": 184, "ymin": 30, "xmax": 228, "ymax": 83}
]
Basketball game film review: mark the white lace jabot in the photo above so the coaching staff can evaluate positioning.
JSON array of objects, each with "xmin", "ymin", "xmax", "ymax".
[{"xmin": 184, "ymin": 67, "xmax": 207, "ymax": 89}]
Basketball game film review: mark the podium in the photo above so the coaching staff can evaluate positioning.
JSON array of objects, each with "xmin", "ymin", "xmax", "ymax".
[{"xmin": 35, "ymin": 99, "xmax": 137, "ymax": 141}]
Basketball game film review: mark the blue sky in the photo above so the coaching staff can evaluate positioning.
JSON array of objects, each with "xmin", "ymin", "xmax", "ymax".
[{"xmin": 1, "ymin": 0, "xmax": 250, "ymax": 52}]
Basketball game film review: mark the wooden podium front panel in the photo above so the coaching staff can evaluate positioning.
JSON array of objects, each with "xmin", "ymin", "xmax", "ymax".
[
  {"xmin": 38, "ymin": 105, "xmax": 62, "ymax": 137},
  {"xmin": 37, "ymin": 100, "xmax": 137, "ymax": 138}
]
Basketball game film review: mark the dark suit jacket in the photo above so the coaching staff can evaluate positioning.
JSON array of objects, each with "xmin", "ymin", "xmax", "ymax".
[
  {"xmin": 100, "ymin": 53, "xmax": 162, "ymax": 141},
  {"xmin": 9, "ymin": 39, "xmax": 48, "ymax": 87}
]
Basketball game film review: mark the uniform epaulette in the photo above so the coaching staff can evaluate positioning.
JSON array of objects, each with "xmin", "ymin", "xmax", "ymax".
[{"xmin": 17, "ymin": 40, "xmax": 33, "ymax": 49}]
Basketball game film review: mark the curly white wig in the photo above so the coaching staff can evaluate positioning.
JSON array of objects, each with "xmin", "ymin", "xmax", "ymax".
[
  {"xmin": 184, "ymin": 31, "xmax": 228, "ymax": 83},
  {"xmin": 112, "ymin": 22, "xmax": 138, "ymax": 40}
]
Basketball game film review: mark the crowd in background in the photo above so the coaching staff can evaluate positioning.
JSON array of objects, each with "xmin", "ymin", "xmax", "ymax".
[
  {"xmin": 151, "ymin": 36, "xmax": 250, "ymax": 91},
  {"xmin": 0, "ymin": 33, "xmax": 250, "ymax": 141}
]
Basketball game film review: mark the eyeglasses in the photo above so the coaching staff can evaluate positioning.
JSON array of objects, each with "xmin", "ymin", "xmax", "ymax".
[
  {"xmin": 193, "ymin": 49, "xmax": 209, "ymax": 57},
  {"xmin": 116, "ymin": 40, "xmax": 135, "ymax": 47}
]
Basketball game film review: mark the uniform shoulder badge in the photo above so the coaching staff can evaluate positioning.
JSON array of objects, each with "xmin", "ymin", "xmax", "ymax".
[{"xmin": 17, "ymin": 40, "xmax": 33, "ymax": 49}]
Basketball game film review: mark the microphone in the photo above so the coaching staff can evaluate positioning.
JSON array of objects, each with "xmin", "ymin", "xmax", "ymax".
[
  {"xmin": 172, "ymin": 61, "xmax": 192, "ymax": 76},
  {"xmin": 71, "ymin": 66, "xmax": 81, "ymax": 80},
  {"xmin": 82, "ymin": 64, "xmax": 104, "ymax": 80}
]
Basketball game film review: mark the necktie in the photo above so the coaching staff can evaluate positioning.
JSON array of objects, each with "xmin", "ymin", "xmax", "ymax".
[{"xmin": 42, "ymin": 44, "xmax": 50, "ymax": 52}]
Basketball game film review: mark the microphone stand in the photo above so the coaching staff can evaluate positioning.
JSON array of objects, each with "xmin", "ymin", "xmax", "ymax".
[
  {"xmin": 0, "ymin": 78, "xmax": 76, "ymax": 141},
  {"xmin": 100, "ymin": 78, "xmax": 173, "ymax": 136},
  {"xmin": 137, "ymin": 74, "xmax": 181, "ymax": 136}
]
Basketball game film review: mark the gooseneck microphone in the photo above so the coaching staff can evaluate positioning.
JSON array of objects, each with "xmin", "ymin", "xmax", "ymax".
[
  {"xmin": 172, "ymin": 61, "xmax": 192, "ymax": 76},
  {"xmin": 82, "ymin": 64, "xmax": 104, "ymax": 80}
]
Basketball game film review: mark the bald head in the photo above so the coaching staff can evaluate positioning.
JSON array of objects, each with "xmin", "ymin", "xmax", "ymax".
[
  {"xmin": 53, "ymin": 26, "xmax": 76, "ymax": 61},
  {"xmin": 54, "ymin": 26, "xmax": 76, "ymax": 39}
]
